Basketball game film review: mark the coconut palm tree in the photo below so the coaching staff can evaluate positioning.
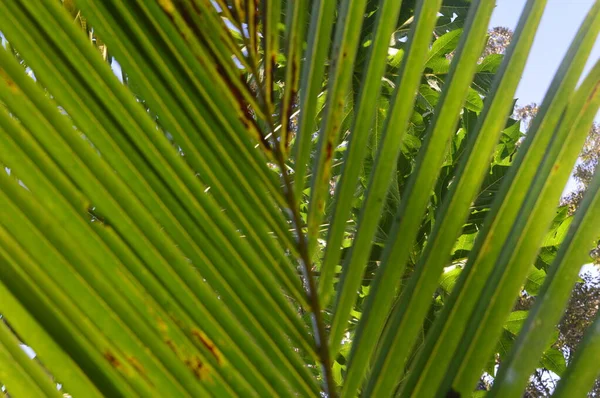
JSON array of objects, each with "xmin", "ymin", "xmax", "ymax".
[{"xmin": 0, "ymin": 0, "xmax": 600, "ymax": 396}]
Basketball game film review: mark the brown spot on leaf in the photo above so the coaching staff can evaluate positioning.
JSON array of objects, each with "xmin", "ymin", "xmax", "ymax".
[
  {"xmin": 104, "ymin": 351, "xmax": 122, "ymax": 369},
  {"xmin": 185, "ymin": 356, "xmax": 209, "ymax": 380},
  {"xmin": 191, "ymin": 329, "xmax": 222, "ymax": 364},
  {"xmin": 165, "ymin": 339, "xmax": 180, "ymax": 356},
  {"xmin": 240, "ymin": 115, "xmax": 272, "ymax": 154},
  {"xmin": 0, "ymin": 69, "xmax": 18, "ymax": 93},
  {"xmin": 326, "ymin": 141, "xmax": 334, "ymax": 162},
  {"xmin": 213, "ymin": 64, "xmax": 259, "ymax": 138},
  {"xmin": 291, "ymin": 62, "xmax": 299, "ymax": 91}
]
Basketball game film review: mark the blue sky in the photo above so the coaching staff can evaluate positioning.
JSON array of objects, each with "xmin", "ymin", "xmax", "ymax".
[
  {"xmin": 490, "ymin": 0, "xmax": 600, "ymax": 108},
  {"xmin": 490, "ymin": 1, "xmax": 600, "ymax": 195}
]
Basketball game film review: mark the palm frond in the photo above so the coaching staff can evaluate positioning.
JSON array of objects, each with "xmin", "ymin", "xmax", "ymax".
[{"xmin": 1, "ymin": 0, "xmax": 600, "ymax": 396}]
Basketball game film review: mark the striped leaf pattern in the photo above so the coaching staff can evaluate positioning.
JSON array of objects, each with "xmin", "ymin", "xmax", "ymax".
[{"xmin": 0, "ymin": 0, "xmax": 599, "ymax": 396}]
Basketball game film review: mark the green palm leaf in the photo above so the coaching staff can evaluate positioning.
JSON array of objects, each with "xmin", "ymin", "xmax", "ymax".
[{"xmin": 1, "ymin": 0, "xmax": 600, "ymax": 396}]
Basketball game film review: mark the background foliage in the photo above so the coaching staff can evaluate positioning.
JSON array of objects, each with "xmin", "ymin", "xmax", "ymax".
[{"xmin": 0, "ymin": 0, "xmax": 600, "ymax": 396}]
